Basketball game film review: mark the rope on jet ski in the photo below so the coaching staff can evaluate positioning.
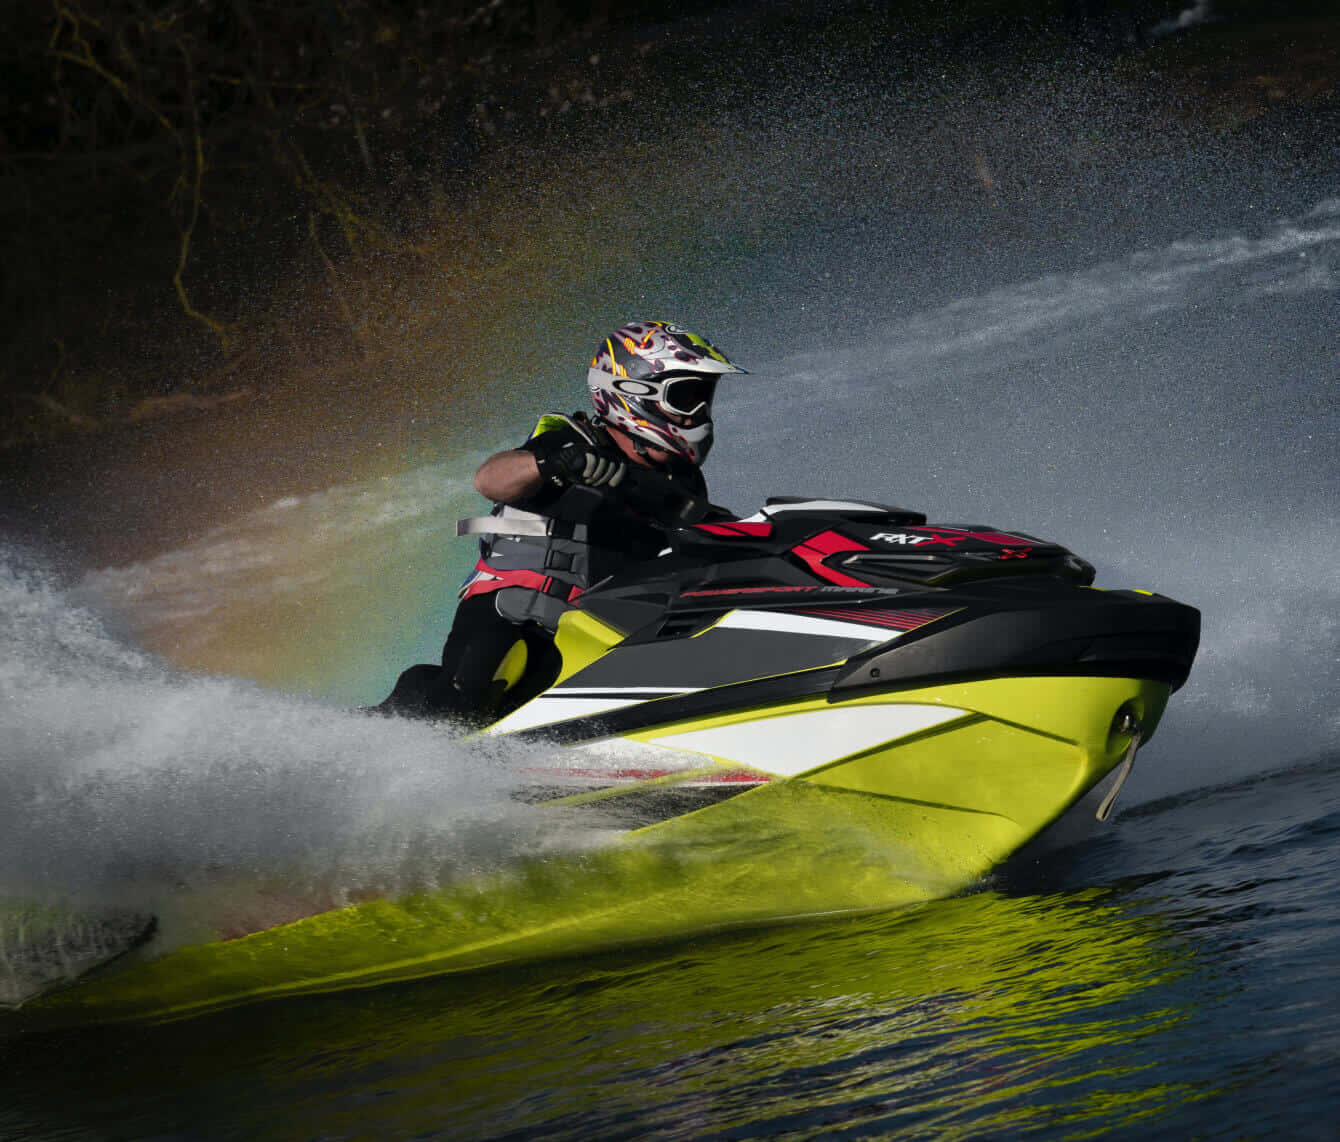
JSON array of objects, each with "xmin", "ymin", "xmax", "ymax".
[{"xmin": 1097, "ymin": 724, "xmax": 1143, "ymax": 822}]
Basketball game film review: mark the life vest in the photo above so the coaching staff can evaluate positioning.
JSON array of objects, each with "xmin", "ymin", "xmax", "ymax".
[{"xmin": 455, "ymin": 413, "xmax": 607, "ymax": 631}]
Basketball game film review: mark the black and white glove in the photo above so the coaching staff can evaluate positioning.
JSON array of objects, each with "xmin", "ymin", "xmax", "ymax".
[{"xmin": 534, "ymin": 441, "xmax": 627, "ymax": 490}]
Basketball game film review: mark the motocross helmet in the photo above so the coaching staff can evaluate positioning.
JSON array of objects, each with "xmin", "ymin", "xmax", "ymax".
[{"xmin": 587, "ymin": 320, "xmax": 748, "ymax": 465}]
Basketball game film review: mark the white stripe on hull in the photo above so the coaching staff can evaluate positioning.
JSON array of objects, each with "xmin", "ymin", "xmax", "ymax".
[
  {"xmin": 712, "ymin": 609, "xmax": 899, "ymax": 647},
  {"xmin": 644, "ymin": 704, "xmax": 967, "ymax": 777},
  {"xmin": 486, "ymin": 611, "xmax": 904, "ymax": 738},
  {"xmin": 485, "ymin": 689, "xmax": 699, "ymax": 735}
]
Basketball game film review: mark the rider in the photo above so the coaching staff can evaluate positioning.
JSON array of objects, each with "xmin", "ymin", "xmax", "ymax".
[{"xmin": 379, "ymin": 320, "xmax": 748, "ymax": 723}]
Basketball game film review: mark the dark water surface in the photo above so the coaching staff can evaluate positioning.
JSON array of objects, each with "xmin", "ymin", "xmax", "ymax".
[{"xmin": 3, "ymin": 752, "xmax": 1337, "ymax": 1141}]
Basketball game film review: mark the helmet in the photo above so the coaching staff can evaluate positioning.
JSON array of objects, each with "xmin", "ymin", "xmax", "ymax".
[{"xmin": 587, "ymin": 320, "xmax": 748, "ymax": 465}]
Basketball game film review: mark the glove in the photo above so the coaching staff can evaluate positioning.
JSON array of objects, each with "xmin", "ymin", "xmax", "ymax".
[
  {"xmin": 534, "ymin": 440, "xmax": 626, "ymax": 490},
  {"xmin": 618, "ymin": 465, "xmax": 710, "ymax": 524}
]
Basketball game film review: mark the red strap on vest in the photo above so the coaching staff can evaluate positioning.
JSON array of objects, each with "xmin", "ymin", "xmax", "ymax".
[{"xmin": 459, "ymin": 559, "xmax": 584, "ymax": 604}]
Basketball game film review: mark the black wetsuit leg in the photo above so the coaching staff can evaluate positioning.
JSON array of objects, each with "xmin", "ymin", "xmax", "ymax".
[{"xmin": 378, "ymin": 595, "xmax": 560, "ymax": 724}]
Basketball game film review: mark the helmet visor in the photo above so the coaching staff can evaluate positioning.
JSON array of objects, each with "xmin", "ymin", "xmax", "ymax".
[{"xmin": 659, "ymin": 375, "xmax": 718, "ymax": 419}]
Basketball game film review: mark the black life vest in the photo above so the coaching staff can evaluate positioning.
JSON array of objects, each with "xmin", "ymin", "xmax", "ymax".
[{"xmin": 456, "ymin": 413, "xmax": 654, "ymax": 631}]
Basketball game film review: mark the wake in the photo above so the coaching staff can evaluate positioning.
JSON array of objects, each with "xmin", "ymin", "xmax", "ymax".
[{"xmin": 0, "ymin": 547, "xmax": 565, "ymax": 976}]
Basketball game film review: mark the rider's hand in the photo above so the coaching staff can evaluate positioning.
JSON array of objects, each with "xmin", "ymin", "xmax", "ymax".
[{"xmin": 535, "ymin": 441, "xmax": 627, "ymax": 490}]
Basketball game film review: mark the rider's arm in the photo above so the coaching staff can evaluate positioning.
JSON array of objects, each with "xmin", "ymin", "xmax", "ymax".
[
  {"xmin": 475, "ymin": 429, "xmax": 710, "ymax": 524},
  {"xmin": 474, "ymin": 427, "xmax": 606, "ymax": 508},
  {"xmin": 473, "ymin": 450, "xmax": 543, "ymax": 505}
]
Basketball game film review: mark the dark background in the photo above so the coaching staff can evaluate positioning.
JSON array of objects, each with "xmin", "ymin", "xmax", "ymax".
[
  {"xmin": 3, "ymin": 1, "xmax": 1335, "ymax": 438},
  {"xmin": 1, "ymin": 0, "xmax": 1335, "ymax": 565}
]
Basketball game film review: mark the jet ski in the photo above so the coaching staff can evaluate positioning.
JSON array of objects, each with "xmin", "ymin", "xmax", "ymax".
[
  {"xmin": 12, "ymin": 497, "xmax": 1197, "ymax": 1027},
  {"xmin": 495, "ymin": 495, "xmax": 1198, "ymax": 833}
]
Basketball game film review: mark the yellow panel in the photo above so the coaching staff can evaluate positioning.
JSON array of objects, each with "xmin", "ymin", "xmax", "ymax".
[{"xmin": 551, "ymin": 610, "xmax": 626, "ymax": 685}]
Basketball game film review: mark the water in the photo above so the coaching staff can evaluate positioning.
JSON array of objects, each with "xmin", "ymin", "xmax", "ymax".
[
  {"xmin": 0, "ymin": 552, "xmax": 577, "ymax": 965},
  {"xmin": 1, "ymin": 755, "xmax": 1336, "ymax": 1139},
  {"xmin": 3, "ymin": 10, "xmax": 1339, "ymax": 1136}
]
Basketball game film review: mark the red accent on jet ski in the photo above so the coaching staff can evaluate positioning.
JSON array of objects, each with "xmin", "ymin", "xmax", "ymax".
[
  {"xmin": 792, "ymin": 531, "xmax": 872, "ymax": 587},
  {"xmin": 790, "ymin": 606, "xmax": 950, "ymax": 631},
  {"xmin": 522, "ymin": 767, "xmax": 769, "ymax": 785},
  {"xmin": 970, "ymin": 532, "xmax": 1033, "ymax": 545},
  {"xmin": 693, "ymin": 522, "xmax": 775, "ymax": 538},
  {"xmin": 909, "ymin": 526, "xmax": 1033, "ymax": 546},
  {"xmin": 681, "ymin": 585, "xmax": 825, "ymax": 598}
]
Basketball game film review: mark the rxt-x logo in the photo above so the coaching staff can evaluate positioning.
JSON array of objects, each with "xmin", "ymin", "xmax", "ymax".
[{"xmin": 870, "ymin": 532, "xmax": 961, "ymax": 547}]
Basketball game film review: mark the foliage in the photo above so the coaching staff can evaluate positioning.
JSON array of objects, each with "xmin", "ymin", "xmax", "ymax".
[
  {"xmin": 0, "ymin": 0, "xmax": 654, "ymax": 445},
  {"xmin": 1, "ymin": 0, "xmax": 1335, "ymax": 448}
]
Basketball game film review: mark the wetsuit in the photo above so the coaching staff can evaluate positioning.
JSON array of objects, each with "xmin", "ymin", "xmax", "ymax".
[{"xmin": 379, "ymin": 412, "xmax": 718, "ymax": 724}]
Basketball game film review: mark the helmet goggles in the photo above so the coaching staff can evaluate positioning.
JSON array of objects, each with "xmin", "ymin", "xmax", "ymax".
[{"xmin": 658, "ymin": 374, "xmax": 718, "ymax": 421}]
